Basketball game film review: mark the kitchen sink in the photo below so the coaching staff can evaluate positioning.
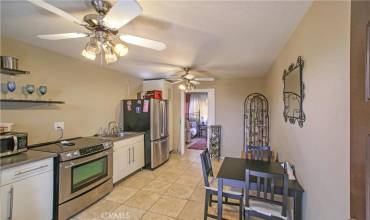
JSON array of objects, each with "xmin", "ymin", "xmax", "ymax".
[{"xmin": 93, "ymin": 132, "xmax": 140, "ymax": 141}]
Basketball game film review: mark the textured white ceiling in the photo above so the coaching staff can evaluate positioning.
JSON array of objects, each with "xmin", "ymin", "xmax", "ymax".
[{"xmin": 0, "ymin": 0, "xmax": 311, "ymax": 79}]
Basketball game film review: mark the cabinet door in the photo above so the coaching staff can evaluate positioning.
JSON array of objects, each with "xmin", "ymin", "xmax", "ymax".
[
  {"xmin": 0, "ymin": 184, "xmax": 12, "ymax": 220},
  {"xmin": 133, "ymin": 142, "xmax": 145, "ymax": 170},
  {"xmin": 12, "ymin": 171, "xmax": 53, "ymax": 220},
  {"xmin": 113, "ymin": 145, "xmax": 126, "ymax": 184},
  {"xmin": 123, "ymin": 146, "xmax": 134, "ymax": 178}
]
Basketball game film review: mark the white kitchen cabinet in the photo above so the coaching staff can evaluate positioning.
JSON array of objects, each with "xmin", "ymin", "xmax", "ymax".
[
  {"xmin": 113, "ymin": 135, "xmax": 144, "ymax": 184},
  {"xmin": 0, "ymin": 158, "xmax": 54, "ymax": 220}
]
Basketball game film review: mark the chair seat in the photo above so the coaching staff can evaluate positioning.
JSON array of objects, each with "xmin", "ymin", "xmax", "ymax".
[
  {"xmin": 204, "ymin": 177, "xmax": 243, "ymax": 196},
  {"xmin": 245, "ymin": 199, "xmax": 287, "ymax": 220}
]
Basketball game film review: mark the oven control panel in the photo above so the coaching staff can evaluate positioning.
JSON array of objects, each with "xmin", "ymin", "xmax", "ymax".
[{"xmin": 61, "ymin": 141, "xmax": 113, "ymax": 161}]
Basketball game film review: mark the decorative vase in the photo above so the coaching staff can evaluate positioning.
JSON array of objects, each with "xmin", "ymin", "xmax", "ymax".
[
  {"xmin": 38, "ymin": 85, "xmax": 47, "ymax": 96},
  {"xmin": 7, "ymin": 81, "xmax": 16, "ymax": 92}
]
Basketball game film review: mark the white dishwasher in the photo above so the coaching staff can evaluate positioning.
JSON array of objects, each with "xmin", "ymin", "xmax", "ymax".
[{"xmin": 0, "ymin": 158, "xmax": 54, "ymax": 220}]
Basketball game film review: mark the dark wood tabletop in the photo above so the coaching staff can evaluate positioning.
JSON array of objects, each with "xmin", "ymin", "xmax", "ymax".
[{"xmin": 216, "ymin": 157, "xmax": 304, "ymax": 193}]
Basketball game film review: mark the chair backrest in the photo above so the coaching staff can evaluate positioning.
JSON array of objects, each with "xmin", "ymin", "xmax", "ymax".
[
  {"xmin": 200, "ymin": 148, "xmax": 214, "ymax": 187},
  {"xmin": 244, "ymin": 169, "xmax": 289, "ymax": 217},
  {"xmin": 248, "ymin": 146, "xmax": 272, "ymax": 162}
]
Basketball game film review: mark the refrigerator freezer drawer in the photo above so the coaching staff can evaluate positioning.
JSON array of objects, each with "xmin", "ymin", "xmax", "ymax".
[{"xmin": 151, "ymin": 138, "xmax": 169, "ymax": 169}]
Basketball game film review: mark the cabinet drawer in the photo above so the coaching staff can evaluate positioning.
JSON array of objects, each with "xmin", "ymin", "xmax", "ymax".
[
  {"xmin": 0, "ymin": 158, "xmax": 53, "ymax": 186},
  {"xmin": 114, "ymin": 135, "xmax": 144, "ymax": 148}
]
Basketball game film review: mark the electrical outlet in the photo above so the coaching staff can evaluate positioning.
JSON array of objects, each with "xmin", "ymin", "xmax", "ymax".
[{"xmin": 54, "ymin": 121, "xmax": 64, "ymax": 131}]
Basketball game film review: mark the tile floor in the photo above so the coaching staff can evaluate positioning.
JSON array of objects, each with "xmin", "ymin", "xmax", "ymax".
[{"xmin": 72, "ymin": 149, "xmax": 241, "ymax": 220}]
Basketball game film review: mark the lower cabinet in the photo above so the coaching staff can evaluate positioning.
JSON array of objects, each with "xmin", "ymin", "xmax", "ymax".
[
  {"xmin": 113, "ymin": 135, "xmax": 145, "ymax": 184},
  {"xmin": 0, "ymin": 158, "xmax": 54, "ymax": 220}
]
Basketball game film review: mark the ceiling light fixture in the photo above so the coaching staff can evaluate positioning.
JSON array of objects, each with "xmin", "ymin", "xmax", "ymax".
[
  {"xmin": 81, "ymin": 49, "xmax": 96, "ymax": 61},
  {"xmin": 178, "ymin": 84, "xmax": 186, "ymax": 91},
  {"xmin": 114, "ymin": 43, "xmax": 128, "ymax": 56},
  {"xmin": 80, "ymin": 32, "xmax": 128, "ymax": 64}
]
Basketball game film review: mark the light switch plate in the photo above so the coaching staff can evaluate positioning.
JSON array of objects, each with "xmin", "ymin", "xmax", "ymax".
[{"xmin": 54, "ymin": 121, "xmax": 64, "ymax": 130}]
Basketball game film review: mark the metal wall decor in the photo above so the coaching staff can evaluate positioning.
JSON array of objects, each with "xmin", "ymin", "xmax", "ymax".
[
  {"xmin": 283, "ymin": 56, "xmax": 305, "ymax": 127},
  {"xmin": 243, "ymin": 93, "xmax": 269, "ymax": 153},
  {"xmin": 209, "ymin": 125, "xmax": 221, "ymax": 160}
]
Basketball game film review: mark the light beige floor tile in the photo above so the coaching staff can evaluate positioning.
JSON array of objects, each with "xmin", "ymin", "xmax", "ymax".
[
  {"xmin": 141, "ymin": 212, "xmax": 176, "ymax": 220},
  {"xmin": 164, "ymin": 183, "xmax": 196, "ymax": 199},
  {"xmin": 104, "ymin": 186, "xmax": 138, "ymax": 204},
  {"xmin": 175, "ymin": 174, "xmax": 201, "ymax": 186},
  {"xmin": 178, "ymin": 200, "xmax": 205, "ymax": 220},
  {"xmin": 124, "ymin": 190, "xmax": 161, "ymax": 210},
  {"xmin": 112, "ymin": 205, "xmax": 145, "ymax": 220},
  {"xmin": 73, "ymin": 200, "xmax": 121, "ymax": 220},
  {"xmin": 142, "ymin": 180, "xmax": 173, "ymax": 194},
  {"xmin": 150, "ymin": 196, "xmax": 187, "ymax": 218},
  {"xmin": 189, "ymin": 185, "xmax": 206, "ymax": 202},
  {"xmin": 120, "ymin": 175, "xmax": 153, "ymax": 189},
  {"xmin": 154, "ymin": 169, "xmax": 183, "ymax": 183},
  {"xmin": 133, "ymin": 169, "xmax": 159, "ymax": 180}
]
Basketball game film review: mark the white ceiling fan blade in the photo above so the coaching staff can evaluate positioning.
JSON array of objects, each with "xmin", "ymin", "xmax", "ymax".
[
  {"xmin": 120, "ymin": 34, "xmax": 166, "ymax": 51},
  {"xmin": 38, "ymin": 33, "xmax": 88, "ymax": 40},
  {"xmin": 190, "ymin": 80, "xmax": 200, "ymax": 85},
  {"xmin": 170, "ymin": 80, "xmax": 183, "ymax": 85},
  {"xmin": 103, "ymin": 0, "xmax": 143, "ymax": 30},
  {"xmin": 194, "ymin": 77, "xmax": 215, "ymax": 81},
  {"xmin": 27, "ymin": 0, "xmax": 85, "ymax": 25}
]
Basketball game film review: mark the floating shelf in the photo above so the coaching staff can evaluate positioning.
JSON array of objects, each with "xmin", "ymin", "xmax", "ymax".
[
  {"xmin": 0, "ymin": 99, "xmax": 65, "ymax": 104},
  {"xmin": 1, "ymin": 68, "xmax": 30, "ymax": 75}
]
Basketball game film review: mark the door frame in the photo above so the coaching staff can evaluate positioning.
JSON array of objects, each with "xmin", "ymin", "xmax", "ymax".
[{"xmin": 180, "ymin": 89, "xmax": 215, "ymax": 154}]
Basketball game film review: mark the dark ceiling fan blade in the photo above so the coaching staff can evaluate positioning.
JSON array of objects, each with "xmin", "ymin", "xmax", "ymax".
[
  {"xmin": 27, "ymin": 0, "xmax": 86, "ymax": 26},
  {"xmin": 103, "ymin": 0, "xmax": 142, "ymax": 30}
]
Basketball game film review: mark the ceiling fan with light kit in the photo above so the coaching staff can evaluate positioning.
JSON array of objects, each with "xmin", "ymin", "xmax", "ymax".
[
  {"xmin": 166, "ymin": 67, "xmax": 215, "ymax": 91},
  {"xmin": 27, "ymin": 0, "xmax": 166, "ymax": 64}
]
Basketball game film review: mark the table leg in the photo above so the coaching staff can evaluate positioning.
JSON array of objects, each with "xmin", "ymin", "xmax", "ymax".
[
  {"xmin": 218, "ymin": 178, "xmax": 223, "ymax": 220},
  {"xmin": 294, "ymin": 192, "xmax": 303, "ymax": 220}
]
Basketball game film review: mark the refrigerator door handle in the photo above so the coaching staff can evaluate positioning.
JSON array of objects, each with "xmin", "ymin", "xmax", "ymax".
[{"xmin": 160, "ymin": 101, "xmax": 165, "ymax": 137}]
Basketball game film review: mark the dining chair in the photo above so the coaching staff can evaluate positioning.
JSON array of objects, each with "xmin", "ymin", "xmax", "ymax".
[
  {"xmin": 244, "ymin": 169, "xmax": 289, "ymax": 220},
  {"xmin": 200, "ymin": 149, "xmax": 243, "ymax": 220},
  {"xmin": 248, "ymin": 146, "xmax": 272, "ymax": 162}
]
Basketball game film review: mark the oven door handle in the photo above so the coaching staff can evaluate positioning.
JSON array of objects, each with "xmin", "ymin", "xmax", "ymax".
[{"xmin": 61, "ymin": 150, "xmax": 111, "ymax": 168}]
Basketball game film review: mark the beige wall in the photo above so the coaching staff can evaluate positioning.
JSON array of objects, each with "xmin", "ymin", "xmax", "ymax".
[
  {"xmin": 0, "ymin": 38, "xmax": 142, "ymax": 144},
  {"xmin": 265, "ymin": 1, "xmax": 350, "ymax": 220},
  {"xmin": 172, "ymin": 78, "xmax": 265, "ymax": 157}
]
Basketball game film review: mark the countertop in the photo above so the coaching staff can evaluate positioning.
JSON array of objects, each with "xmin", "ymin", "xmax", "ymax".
[
  {"xmin": 0, "ymin": 150, "xmax": 57, "ymax": 170},
  {"xmin": 89, "ymin": 132, "xmax": 145, "ymax": 142}
]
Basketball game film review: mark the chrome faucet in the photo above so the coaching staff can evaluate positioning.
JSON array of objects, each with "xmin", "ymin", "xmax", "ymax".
[{"xmin": 107, "ymin": 121, "xmax": 119, "ymax": 136}]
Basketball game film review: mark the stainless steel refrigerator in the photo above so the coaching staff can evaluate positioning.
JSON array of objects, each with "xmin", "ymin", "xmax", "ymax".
[{"xmin": 122, "ymin": 99, "xmax": 169, "ymax": 169}]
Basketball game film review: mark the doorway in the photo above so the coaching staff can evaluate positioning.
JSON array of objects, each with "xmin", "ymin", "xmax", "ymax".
[
  {"xmin": 184, "ymin": 92, "xmax": 208, "ymax": 150},
  {"xmin": 180, "ymin": 89, "xmax": 215, "ymax": 154}
]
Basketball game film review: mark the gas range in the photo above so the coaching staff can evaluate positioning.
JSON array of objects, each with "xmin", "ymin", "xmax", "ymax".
[
  {"xmin": 32, "ymin": 137, "xmax": 114, "ymax": 220},
  {"xmin": 32, "ymin": 137, "xmax": 113, "ymax": 161}
]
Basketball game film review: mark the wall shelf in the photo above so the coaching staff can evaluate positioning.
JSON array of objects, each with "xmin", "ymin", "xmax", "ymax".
[
  {"xmin": 0, "ymin": 68, "xmax": 30, "ymax": 75},
  {"xmin": 0, "ymin": 99, "xmax": 65, "ymax": 104}
]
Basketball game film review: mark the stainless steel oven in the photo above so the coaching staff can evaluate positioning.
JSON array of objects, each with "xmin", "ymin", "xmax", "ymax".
[{"xmin": 59, "ymin": 148, "xmax": 113, "ymax": 204}]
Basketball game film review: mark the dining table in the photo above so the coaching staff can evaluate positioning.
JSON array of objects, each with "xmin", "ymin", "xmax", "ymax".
[{"xmin": 216, "ymin": 157, "xmax": 304, "ymax": 220}]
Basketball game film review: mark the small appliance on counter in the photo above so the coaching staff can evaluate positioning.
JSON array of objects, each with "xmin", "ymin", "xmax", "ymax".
[
  {"xmin": 0, "ymin": 131, "xmax": 28, "ymax": 157},
  {"xmin": 122, "ymin": 99, "xmax": 169, "ymax": 169},
  {"xmin": 31, "ymin": 137, "xmax": 113, "ymax": 220},
  {"xmin": 144, "ymin": 90, "xmax": 162, "ymax": 99}
]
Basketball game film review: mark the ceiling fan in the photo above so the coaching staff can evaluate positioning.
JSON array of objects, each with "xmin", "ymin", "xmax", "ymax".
[
  {"xmin": 167, "ymin": 67, "xmax": 215, "ymax": 91},
  {"xmin": 27, "ymin": 0, "xmax": 166, "ymax": 64}
]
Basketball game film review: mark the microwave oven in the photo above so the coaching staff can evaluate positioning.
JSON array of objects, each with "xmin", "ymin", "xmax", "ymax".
[{"xmin": 0, "ymin": 132, "xmax": 28, "ymax": 157}]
